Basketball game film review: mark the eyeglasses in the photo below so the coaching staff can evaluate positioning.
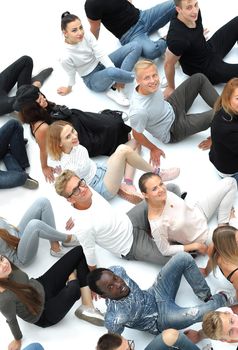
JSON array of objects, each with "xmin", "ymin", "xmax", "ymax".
[
  {"xmin": 67, "ymin": 178, "xmax": 86, "ymax": 198},
  {"xmin": 128, "ymin": 340, "xmax": 135, "ymax": 350}
]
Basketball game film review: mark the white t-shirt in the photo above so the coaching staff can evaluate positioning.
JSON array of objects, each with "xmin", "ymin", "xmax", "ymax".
[
  {"xmin": 60, "ymin": 31, "xmax": 115, "ymax": 86},
  {"xmin": 149, "ymin": 191, "xmax": 209, "ymax": 256},
  {"xmin": 66, "ymin": 189, "xmax": 133, "ymax": 266},
  {"xmin": 60, "ymin": 144, "xmax": 97, "ymax": 184},
  {"xmin": 129, "ymin": 87, "xmax": 175, "ymax": 143}
]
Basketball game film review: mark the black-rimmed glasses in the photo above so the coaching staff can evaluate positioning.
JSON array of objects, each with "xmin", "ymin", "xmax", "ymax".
[{"xmin": 67, "ymin": 178, "xmax": 86, "ymax": 198}]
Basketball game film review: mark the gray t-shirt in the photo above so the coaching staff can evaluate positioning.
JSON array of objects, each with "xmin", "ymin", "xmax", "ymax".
[
  {"xmin": 0, "ymin": 268, "xmax": 44, "ymax": 340},
  {"xmin": 129, "ymin": 88, "xmax": 175, "ymax": 143}
]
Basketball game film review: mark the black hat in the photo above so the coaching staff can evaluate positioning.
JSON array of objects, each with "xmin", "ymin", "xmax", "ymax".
[{"xmin": 13, "ymin": 84, "xmax": 40, "ymax": 111}]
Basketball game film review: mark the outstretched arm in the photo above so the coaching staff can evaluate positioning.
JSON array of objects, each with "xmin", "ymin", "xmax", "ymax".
[
  {"xmin": 87, "ymin": 18, "xmax": 101, "ymax": 39},
  {"xmin": 164, "ymin": 48, "xmax": 180, "ymax": 99},
  {"xmin": 132, "ymin": 129, "xmax": 165, "ymax": 167}
]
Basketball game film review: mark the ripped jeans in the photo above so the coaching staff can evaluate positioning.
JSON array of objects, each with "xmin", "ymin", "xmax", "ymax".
[{"xmin": 148, "ymin": 252, "xmax": 226, "ymax": 331}]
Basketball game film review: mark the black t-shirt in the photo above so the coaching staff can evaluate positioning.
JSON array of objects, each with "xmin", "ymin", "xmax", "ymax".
[
  {"xmin": 167, "ymin": 10, "xmax": 213, "ymax": 75},
  {"xmin": 209, "ymin": 108, "xmax": 238, "ymax": 174},
  {"xmin": 85, "ymin": 0, "xmax": 140, "ymax": 39}
]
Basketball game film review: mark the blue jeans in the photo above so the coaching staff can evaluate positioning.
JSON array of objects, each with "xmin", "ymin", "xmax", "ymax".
[
  {"xmin": 145, "ymin": 332, "xmax": 200, "ymax": 350},
  {"xmin": 23, "ymin": 344, "xmax": 44, "ymax": 350},
  {"xmin": 120, "ymin": 0, "xmax": 175, "ymax": 59},
  {"xmin": 0, "ymin": 119, "xmax": 29, "ymax": 188},
  {"xmin": 82, "ymin": 42, "xmax": 141, "ymax": 92},
  {"xmin": 149, "ymin": 252, "xmax": 226, "ymax": 331}
]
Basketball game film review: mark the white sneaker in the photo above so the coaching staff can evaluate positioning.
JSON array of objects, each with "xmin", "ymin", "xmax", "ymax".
[
  {"xmin": 106, "ymin": 89, "xmax": 130, "ymax": 107},
  {"xmin": 155, "ymin": 167, "xmax": 180, "ymax": 182},
  {"xmin": 62, "ymin": 234, "xmax": 80, "ymax": 247},
  {"xmin": 75, "ymin": 305, "xmax": 104, "ymax": 326}
]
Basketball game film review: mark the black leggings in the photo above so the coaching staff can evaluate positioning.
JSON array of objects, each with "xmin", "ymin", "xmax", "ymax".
[
  {"xmin": 0, "ymin": 55, "xmax": 33, "ymax": 115},
  {"xmin": 205, "ymin": 16, "xmax": 238, "ymax": 84},
  {"xmin": 35, "ymin": 246, "xmax": 90, "ymax": 327}
]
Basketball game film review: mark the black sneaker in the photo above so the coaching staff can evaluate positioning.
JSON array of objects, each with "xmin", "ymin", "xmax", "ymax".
[
  {"xmin": 23, "ymin": 176, "xmax": 39, "ymax": 190},
  {"xmin": 31, "ymin": 68, "xmax": 53, "ymax": 85}
]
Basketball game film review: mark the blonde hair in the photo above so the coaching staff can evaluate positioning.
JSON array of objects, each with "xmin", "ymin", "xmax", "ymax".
[
  {"xmin": 214, "ymin": 78, "xmax": 238, "ymax": 116},
  {"xmin": 210, "ymin": 225, "xmax": 238, "ymax": 273},
  {"xmin": 134, "ymin": 59, "xmax": 157, "ymax": 78},
  {"xmin": 202, "ymin": 311, "xmax": 227, "ymax": 340},
  {"xmin": 47, "ymin": 120, "xmax": 73, "ymax": 160},
  {"xmin": 55, "ymin": 169, "xmax": 78, "ymax": 197}
]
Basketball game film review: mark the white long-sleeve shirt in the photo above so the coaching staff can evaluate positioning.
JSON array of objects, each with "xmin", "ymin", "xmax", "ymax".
[
  {"xmin": 149, "ymin": 191, "xmax": 209, "ymax": 256},
  {"xmin": 67, "ymin": 189, "xmax": 133, "ymax": 266},
  {"xmin": 60, "ymin": 31, "xmax": 115, "ymax": 86},
  {"xmin": 60, "ymin": 144, "xmax": 97, "ymax": 184}
]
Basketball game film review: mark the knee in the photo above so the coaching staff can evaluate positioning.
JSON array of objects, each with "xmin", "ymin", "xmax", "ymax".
[
  {"xmin": 192, "ymin": 73, "xmax": 207, "ymax": 84},
  {"xmin": 7, "ymin": 119, "xmax": 22, "ymax": 131},
  {"xmin": 115, "ymin": 144, "xmax": 132, "ymax": 155},
  {"xmin": 35, "ymin": 197, "xmax": 51, "ymax": 209},
  {"xmin": 172, "ymin": 251, "xmax": 193, "ymax": 265},
  {"xmin": 25, "ymin": 219, "xmax": 40, "ymax": 231},
  {"xmin": 129, "ymin": 41, "xmax": 142, "ymax": 56},
  {"xmin": 21, "ymin": 55, "xmax": 33, "ymax": 66},
  {"xmin": 162, "ymin": 329, "xmax": 179, "ymax": 346}
]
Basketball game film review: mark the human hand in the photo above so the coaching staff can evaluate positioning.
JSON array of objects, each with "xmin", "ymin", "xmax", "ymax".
[
  {"xmin": 65, "ymin": 217, "xmax": 75, "ymax": 231},
  {"xmin": 54, "ymin": 165, "xmax": 62, "ymax": 175},
  {"xmin": 42, "ymin": 165, "xmax": 55, "ymax": 183},
  {"xmin": 150, "ymin": 148, "xmax": 165, "ymax": 167},
  {"xmin": 57, "ymin": 86, "xmax": 72, "ymax": 96},
  {"xmin": 196, "ymin": 243, "xmax": 208, "ymax": 255},
  {"xmin": 163, "ymin": 86, "xmax": 174, "ymax": 99},
  {"xmin": 8, "ymin": 339, "xmax": 22, "ymax": 350},
  {"xmin": 184, "ymin": 329, "xmax": 202, "ymax": 343},
  {"xmin": 198, "ymin": 137, "xmax": 212, "ymax": 150}
]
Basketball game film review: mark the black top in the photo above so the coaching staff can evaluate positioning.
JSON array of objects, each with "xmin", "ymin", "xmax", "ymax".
[
  {"xmin": 85, "ymin": 0, "xmax": 140, "ymax": 39},
  {"xmin": 209, "ymin": 108, "xmax": 238, "ymax": 174},
  {"xmin": 167, "ymin": 11, "xmax": 213, "ymax": 75}
]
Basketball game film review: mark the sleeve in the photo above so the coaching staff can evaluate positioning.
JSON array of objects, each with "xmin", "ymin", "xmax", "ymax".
[
  {"xmin": 75, "ymin": 225, "xmax": 97, "ymax": 266},
  {"xmin": 0, "ymin": 299, "xmax": 23, "ymax": 340},
  {"xmin": 167, "ymin": 37, "xmax": 190, "ymax": 57},
  {"xmin": 85, "ymin": 0, "xmax": 102, "ymax": 20},
  {"xmin": 151, "ymin": 225, "xmax": 184, "ymax": 256},
  {"xmin": 87, "ymin": 32, "xmax": 115, "ymax": 68},
  {"xmin": 60, "ymin": 56, "xmax": 77, "ymax": 86},
  {"xmin": 105, "ymin": 315, "xmax": 125, "ymax": 334},
  {"xmin": 130, "ymin": 109, "xmax": 148, "ymax": 133}
]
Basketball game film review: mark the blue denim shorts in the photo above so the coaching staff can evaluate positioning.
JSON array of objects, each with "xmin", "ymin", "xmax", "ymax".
[{"xmin": 89, "ymin": 164, "xmax": 114, "ymax": 201}]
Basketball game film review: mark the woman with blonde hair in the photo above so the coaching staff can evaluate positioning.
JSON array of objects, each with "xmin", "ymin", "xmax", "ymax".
[
  {"xmin": 0, "ymin": 197, "xmax": 79, "ymax": 261},
  {"xmin": 14, "ymin": 84, "xmax": 131, "ymax": 183},
  {"xmin": 47, "ymin": 120, "xmax": 179, "ymax": 204},
  {"xmin": 208, "ymin": 78, "xmax": 238, "ymax": 183}
]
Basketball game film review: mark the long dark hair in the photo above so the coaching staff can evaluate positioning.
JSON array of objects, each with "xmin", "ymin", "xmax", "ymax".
[
  {"xmin": 0, "ymin": 262, "xmax": 42, "ymax": 315},
  {"xmin": 0, "ymin": 228, "xmax": 20, "ymax": 250}
]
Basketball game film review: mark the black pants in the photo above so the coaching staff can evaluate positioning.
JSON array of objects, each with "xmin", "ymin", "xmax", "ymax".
[
  {"xmin": 0, "ymin": 55, "xmax": 33, "ymax": 115},
  {"xmin": 35, "ymin": 246, "xmax": 90, "ymax": 327},
  {"xmin": 204, "ymin": 16, "xmax": 238, "ymax": 84}
]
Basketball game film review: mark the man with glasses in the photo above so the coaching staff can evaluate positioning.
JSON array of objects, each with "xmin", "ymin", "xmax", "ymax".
[
  {"xmin": 96, "ymin": 330, "xmax": 203, "ymax": 350},
  {"xmin": 54, "ymin": 169, "xmax": 174, "ymax": 270}
]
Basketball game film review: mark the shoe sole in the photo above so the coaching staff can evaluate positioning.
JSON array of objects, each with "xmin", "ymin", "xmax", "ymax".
[
  {"xmin": 117, "ymin": 188, "xmax": 143, "ymax": 204},
  {"xmin": 23, "ymin": 179, "xmax": 39, "ymax": 190},
  {"xmin": 74, "ymin": 310, "xmax": 104, "ymax": 327}
]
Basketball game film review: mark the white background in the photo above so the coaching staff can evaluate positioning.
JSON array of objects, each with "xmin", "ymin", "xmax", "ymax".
[{"xmin": 0, "ymin": 0, "xmax": 238, "ymax": 349}]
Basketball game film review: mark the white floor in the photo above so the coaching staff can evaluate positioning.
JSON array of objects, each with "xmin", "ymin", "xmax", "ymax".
[{"xmin": 0, "ymin": 0, "xmax": 238, "ymax": 349}]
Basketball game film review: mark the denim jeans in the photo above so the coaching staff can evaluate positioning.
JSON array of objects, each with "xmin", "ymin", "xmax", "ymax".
[
  {"xmin": 0, "ymin": 55, "xmax": 33, "ymax": 115},
  {"xmin": 149, "ymin": 252, "xmax": 226, "ymax": 331},
  {"xmin": 23, "ymin": 344, "xmax": 44, "ymax": 350},
  {"xmin": 82, "ymin": 42, "xmax": 141, "ymax": 92},
  {"xmin": 120, "ymin": 0, "xmax": 175, "ymax": 59},
  {"xmin": 145, "ymin": 332, "xmax": 200, "ymax": 350},
  {"xmin": 16, "ymin": 198, "xmax": 68, "ymax": 265},
  {"xmin": 0, "ymin": 119, "xmax": 29, "ymax": 188}
]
